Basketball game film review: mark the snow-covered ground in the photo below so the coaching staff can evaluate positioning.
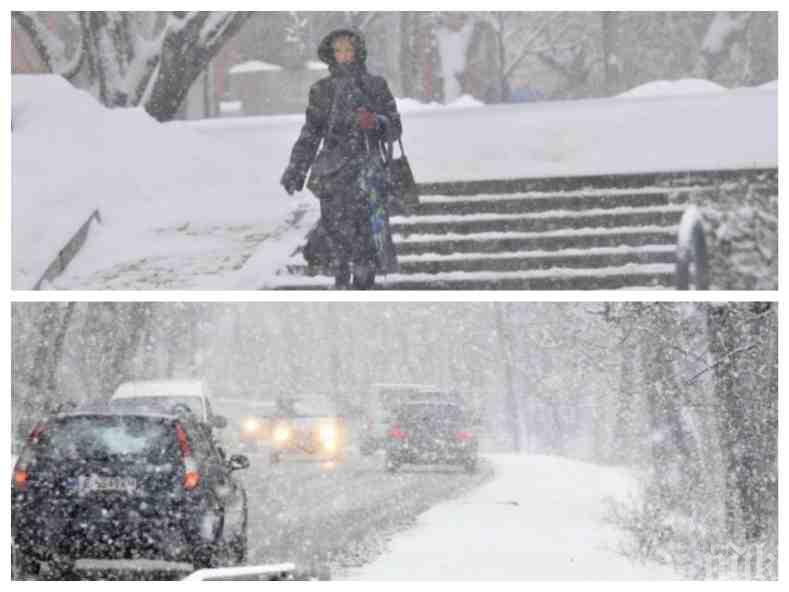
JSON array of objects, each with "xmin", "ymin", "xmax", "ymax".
[
  {"xmin": 12, "ymin": 75, "xmax": 777, "ymax": 289},
  {"xmin": 345, "ymin": 454, "xmax": 678, "ymax": 580}
]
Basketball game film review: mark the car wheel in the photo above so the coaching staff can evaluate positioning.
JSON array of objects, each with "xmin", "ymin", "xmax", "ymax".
[
  {"xmin": 12, "ymin": 547, "xmax": 40, "ymax": 580},
  {"xmin": 192, "ymin": 544, "xmax": 217, "ymax": 570},
  {"xmin": 232, "ymin": 505, "xmax": 248, "ymax": 565},
  {"xmin": 270, "ymin": 451, "xmax": 281, "ymax": 465},
  {"xmin": 230, "ymin": 530, "xmax": 247, "ymax": 565}
]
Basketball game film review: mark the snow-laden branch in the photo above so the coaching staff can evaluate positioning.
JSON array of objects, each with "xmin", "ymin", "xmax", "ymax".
[
  {"xmin": 503, "ymin": 15, "xmax": 563, "ymax": 79},
  {"xmin": 685, "ymin": 343, "xmax": 759, "ymax": 384}
]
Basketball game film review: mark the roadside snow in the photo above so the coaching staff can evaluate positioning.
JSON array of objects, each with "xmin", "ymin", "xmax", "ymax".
[{"xmin": 347, "ymin": 454, "xmax": 679, "ymax": 580}]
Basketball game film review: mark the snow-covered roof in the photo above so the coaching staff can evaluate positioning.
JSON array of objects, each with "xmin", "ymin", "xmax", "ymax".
[
  {"xmin": 112, "ymin": 380, "xmax": 207, "ymax": 399},
  {"xmin": 229, "ymin": 60, "xmax": 284, "ymax": 74}
]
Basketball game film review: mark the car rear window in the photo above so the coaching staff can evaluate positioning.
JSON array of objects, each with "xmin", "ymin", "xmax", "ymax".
[
  {"xmin": 396, "ymin": 404, "xmax": 465, "ymax": 424},
  {"xmin": 34, "ymin": 415, "xmax": 179, "ymax": 463}
]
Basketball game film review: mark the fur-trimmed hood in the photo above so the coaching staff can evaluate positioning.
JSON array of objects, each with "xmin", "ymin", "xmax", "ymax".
[{"xmin": 317, "ymin": 28, "xmax": 368, "ymax": 67}]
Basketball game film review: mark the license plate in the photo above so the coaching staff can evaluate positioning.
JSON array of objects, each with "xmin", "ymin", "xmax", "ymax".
[{"xmin": 78, "ymin": 474, "xmax": 137, "ymax": 495}]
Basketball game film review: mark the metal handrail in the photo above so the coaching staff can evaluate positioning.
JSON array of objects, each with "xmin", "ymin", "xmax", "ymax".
[
  {"xmin": 32, "ymin": 209, "xmax": 101, "ymax": 290},
  {"xmin": 676, "ymin": 205, "xmax": 709, "ymax": 290}
]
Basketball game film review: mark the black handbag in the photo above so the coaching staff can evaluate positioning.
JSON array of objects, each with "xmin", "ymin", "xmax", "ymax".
[
  {"xmin": 306, "ymin": 148, "xmax": 351, "ymax": 199},
  {"xmin": 387, "ymin": 139, "xmax": 419, "ymax": 212}
]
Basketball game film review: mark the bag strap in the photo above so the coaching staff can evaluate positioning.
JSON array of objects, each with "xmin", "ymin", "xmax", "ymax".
[{"xmin": 324, "ymin": 80, "xmax": 343, "ymax": 141}]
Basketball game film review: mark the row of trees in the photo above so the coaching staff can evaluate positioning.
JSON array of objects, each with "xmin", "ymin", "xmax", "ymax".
[{"xmin": 13, "ymin": 11, "xmax": 777, "ymax": 120}]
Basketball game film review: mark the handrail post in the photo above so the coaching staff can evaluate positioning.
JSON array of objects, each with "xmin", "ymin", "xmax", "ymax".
[{"xmin": 676, "ymin": 205, "xmax": 709, "ymax": 290}]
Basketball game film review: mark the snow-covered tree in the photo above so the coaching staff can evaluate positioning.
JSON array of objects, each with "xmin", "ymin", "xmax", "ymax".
[{"xmin": 13, "ymin": 11, "xmax": 252, "ymax": 121}]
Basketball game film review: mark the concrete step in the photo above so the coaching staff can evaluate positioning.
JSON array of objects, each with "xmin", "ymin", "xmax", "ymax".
[
  {"xmin": 392, "ymin": 205, "xmax": 686, "ymax": 236},
  {"xmin": 272, "ymin": 263, "xmax": 676, "ymax": 290},
  {"xmin": 397, "ymin": 245, "xmax": 676, "ymax": 275},
  {"xmin": 394, "ymin": 225, "xmax": 678, "ymax": 256},
  {"xmin": 417, "ymin": 187, "xmax": 689, "ymax": 216}
]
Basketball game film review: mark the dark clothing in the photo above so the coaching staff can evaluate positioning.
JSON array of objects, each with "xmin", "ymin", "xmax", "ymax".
[{"xmin": 282, "ymin": 29, "xmax": 402, "ymax": 288}]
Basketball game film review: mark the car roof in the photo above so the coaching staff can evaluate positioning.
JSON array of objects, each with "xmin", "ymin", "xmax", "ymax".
[
  {"xmin": 112, "ymin": 380, "xmax": 207, "ymax": 400},
  {"xmin": 54, "ymin": 400, "xmax": 197, "ymax": 422}
]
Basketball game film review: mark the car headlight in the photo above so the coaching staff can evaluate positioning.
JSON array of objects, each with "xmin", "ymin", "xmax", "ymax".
[
  {"xmin": 318, "ymin": 424, "xmax": 337, "ymax": 450},
  {"xmin": 242, "ymin": 417, "xmax": 260, "ymax": 434},
  {"xmin": 273, "ymin": 423, "xmax": 291, "ymax": 444}
]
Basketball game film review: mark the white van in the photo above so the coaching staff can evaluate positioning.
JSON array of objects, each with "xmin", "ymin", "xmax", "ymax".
[{"xmin": 111, "ymin": 379, "xmax": 227, "ymax": 429}]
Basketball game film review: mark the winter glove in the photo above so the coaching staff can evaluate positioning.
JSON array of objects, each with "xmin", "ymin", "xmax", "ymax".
[
  {"xmin": 357, "ymin": 108, "xmax": 378, "ymax": 130},
  {"xmin": 281, "ymin": 166, "xmax": 305, "ymax": 195}
]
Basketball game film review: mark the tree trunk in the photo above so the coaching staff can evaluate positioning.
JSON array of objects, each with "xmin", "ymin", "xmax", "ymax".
[
  {"xmin": 601, "ymin": 12, "xmax": 621, "ymax": 96},
  {"xmin": 494, "ymin": 303, "xmax": 522, "ymax": 452}
]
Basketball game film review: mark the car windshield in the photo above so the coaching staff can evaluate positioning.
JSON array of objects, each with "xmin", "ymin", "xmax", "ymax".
[
  {"xmin": 34, "ymin": 415, "xmax": 178, "ymax": 463},
  {"xmin": 112, "ymin": 396, "xmax": 205, "ymax": 418}
]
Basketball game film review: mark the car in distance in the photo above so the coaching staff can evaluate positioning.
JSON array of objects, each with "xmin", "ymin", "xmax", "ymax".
[
  {"xmin": 11, "ymin": 400, "xmax": 249, "ymax": 579},
  {"xmin": 269, "ymin": 396, "xmax": 346, "ymax": 464},
  {"xmin": 359, "ymin": 383, "xmax": 439, "ymax": 455},
  {"xmin": 384, "ymin": 400, "xmax": 479, "ymax": 473}
]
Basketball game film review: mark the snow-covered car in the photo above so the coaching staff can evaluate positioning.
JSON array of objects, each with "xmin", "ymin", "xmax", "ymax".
[
  {"xmin": 384, "ymin": 400, "xmax": 478, "ymax": 473},
  {"xmin": 110, "ymin": 379, "xmax": 227, "ymax": 429},
  {"xmin": 11, "ymin": 401, "xmax": 249, "ymax": 578},
  {"xmin": 269, "ymin": 396, "xmax": 346, "ymax": 464}
]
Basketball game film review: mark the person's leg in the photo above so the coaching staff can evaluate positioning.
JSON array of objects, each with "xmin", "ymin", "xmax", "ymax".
[
  {"xmin": 350, "ymin": 197, "xmax": 377, "ymax": 290},
  {"xmin": 320, "ymin": 196, "xmax": 352, "ymax": 289}
]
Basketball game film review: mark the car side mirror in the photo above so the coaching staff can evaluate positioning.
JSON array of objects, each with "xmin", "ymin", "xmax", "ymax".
[
  {"xmin": 211, "ymin": 414, "xmax": 228, "ymax": 429},
  {"xmin": 228, "ymin": 454, "xmax": 250, "ymax": 471}
]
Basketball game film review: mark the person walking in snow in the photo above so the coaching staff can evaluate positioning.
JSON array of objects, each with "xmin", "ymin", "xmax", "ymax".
[{"xmin": 280, "ymin": 28, "xmax": 402, "ymax": 289}]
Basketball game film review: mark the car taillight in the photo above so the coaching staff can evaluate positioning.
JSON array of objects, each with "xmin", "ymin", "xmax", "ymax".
[
  {"xmin": 390, "ymin": 425, "xmax": 406, "ymax": 440},
  {"xmin": 14, "ymin": 422, "xmax": 46, "ymax": 491},
  {"xmin": 175, "ymin": 422, "xmax": 200, "ymax": 490},
  {"xmin": 14, "ymin": 469, "xmax": 29, "ymax": 491},
  {"xmin": 457, "ymin": 431, "xmax": 473, "ymax": 441}
]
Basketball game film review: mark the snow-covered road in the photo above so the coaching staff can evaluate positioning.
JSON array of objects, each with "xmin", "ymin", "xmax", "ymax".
[{"xmin": 238, "ymin": 446, "xmax": 492, "ymax": 573}]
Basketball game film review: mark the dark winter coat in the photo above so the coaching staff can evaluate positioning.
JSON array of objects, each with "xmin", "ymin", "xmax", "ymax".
[
  {"xmin": 282, "ymin": 29, "xmax": 402, "ymax": 278},
  {"xmin": 281, "ymin": 28, "xmax": 402, "ymax": 194}
]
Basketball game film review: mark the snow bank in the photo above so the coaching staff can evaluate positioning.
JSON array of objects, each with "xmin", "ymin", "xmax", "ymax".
[
  {"xmin": 349, "ymin": 454, "xmax": 678, "ymax": 580},
  {"xmin": 12, "ymin": 74, "xmax": 295, "ymax": 289},
  {"xmin": 617, "ymin": 78, "xmax": 727, "ymax": 98},
  {"xmin": 12, "ymin": 73, "xmax": 776, "ymax": 289},
  {"xmin": 186, "ymin": 82, "xmax": 776, "ymax": 187}
]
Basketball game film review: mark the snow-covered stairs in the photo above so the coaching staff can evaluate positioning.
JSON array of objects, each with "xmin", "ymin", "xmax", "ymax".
[{"xmin": 273, "ymin": 170, "xmax": 746, "ymax": 290}]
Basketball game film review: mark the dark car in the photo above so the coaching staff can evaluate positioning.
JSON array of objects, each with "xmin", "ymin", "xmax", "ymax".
[
  {"xmin": 11, "ymin": 401, "xmax": 250, "ymax": 579},
  {"xmin": 384, "ymin": 401, "xmax": 479, "ymax": 473}
]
